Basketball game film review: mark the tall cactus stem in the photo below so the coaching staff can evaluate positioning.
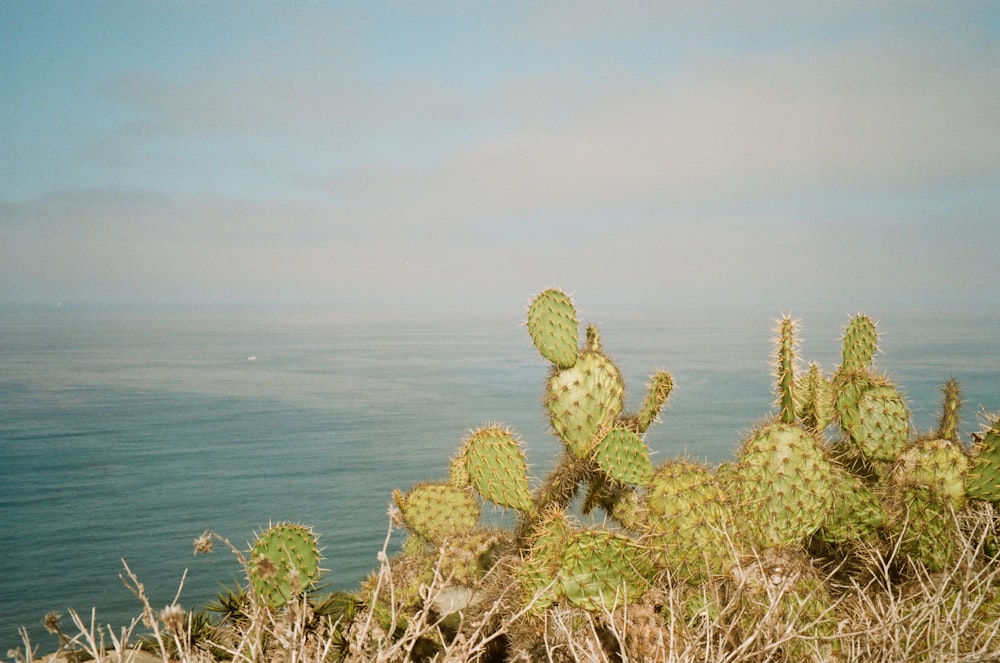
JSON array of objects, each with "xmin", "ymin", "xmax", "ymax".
[
  {"xmin": 936, "ymin": 378, "xmax": 963, "ymax": 443},
  {"xmin": 774, "ymin": 316, "xmax": 797, "ymax": 424}
]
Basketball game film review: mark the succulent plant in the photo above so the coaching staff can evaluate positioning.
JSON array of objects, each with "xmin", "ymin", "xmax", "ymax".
[
  {"xmin": 452, "ymin": 425, "xmax": 533, "ymax": 512},
  {"xmin": 839, "ymin": 313, "xmax": 879, "ymax": 376},
  {"xmin": 887, "ymin": 484, "xmax": 959, "ymax": 572},
  {"xmin": 774, "ymin": 316, "xmax": 798, "ymax": 425},
  {"xmin": 526, "ymin": 287, "xmax": 579, "ymax": 369},
  {"xmin": 247, "ymin": 523, "xmax": 322, "ymax": 609},
  {"xmin": 966, "ymin": 416, "xmax": 1000, "ymax": 503},
  {"xmin": 796, "ymin": 362, "xmax": 835, "ymax": 433},
  {"xmin": 642, "ymin": 458, "xmax": 739, "ymax": 580},
  {"xmin": 519, "ymin": 520, "xmax": 652, "ymax": 613},
  {"xmin": 392, "ymin": 482, "xmax": 480, "ymax": 545},
  {"xmin": 591, "ymin": 426, "xmax": 654, "ymax": 486},
  {"xmin": 545, "ymin": 346, "xmax": 625, "ymax": 459},
  {"xmin": 730, "ymin": 421, "xmax": 838, "ymax": 548},
  {"xmin": 936, "ymin": 378, "xmax": 964, "ymax": 443},
  {"xmin": 891, "ymin": 436, "xmax": 969, "ymax": 511},
  {"xmin": 815, "ymin": 470, "xmax": 887, "ymax": 544}
]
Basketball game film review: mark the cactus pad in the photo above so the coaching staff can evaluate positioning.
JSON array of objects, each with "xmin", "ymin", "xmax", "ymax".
[
  {"xmin": 841, "ymin": 313, "xmax": 878, "ymax": 375},
  {"xmin": 455, "ymin": 425, "xmax": 533, "ymax": 512},
  {"xmin": 966, "ymin": 417, "xmax": 1000, "ymax": 503},
  {"xmin": 644, "ymin": 459, "xmax": 737, "ymax": 579},
  {"xmin": 847, "ymin": 383, "xmax": 910, "ymax": 462},
  {"xmin": 774, "ymin": 316, "xmax": 797, "ymax": 424},
  {"xmin": 796, "ymin": 362, "xmax": 834, "ymax": 433},
  {"xmin": 247, "ymin": 523, "xmax": 321, "ymax": 609},
  {"xmin": 592, "ymin": 427, "xmax": 653, "ymax": 486},
  {"xmin": 634, "ymin": 370, "xmax": 674, "ymax": 434},
  {"xmin": 527, "ymin": 288, "xmax": 579, "ymax": 369},
  {"xmin": 546, "ymin": 350, "xmax": 624, "ymax": 458},
  {"xmin": 816, "ymin": 470, "xmax": 887, "ymax": 543},
  {"xmin": 393, "ymin": 482, "xmax": 480, "ymax": 544},
  {"xmin": 892, "ymin": 436, "xmax": 969, "ymax": 510},
  {"xmin": 732, "ymin": 421, "xmax": 837, "ymax": 548}
]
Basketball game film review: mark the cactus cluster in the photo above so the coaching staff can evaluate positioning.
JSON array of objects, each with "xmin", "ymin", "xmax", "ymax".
[
  {"xmin": 194, "ymin": 288, "xmax": 1000, "ymax": 661},
  {"xmin": 368, "ymin": 289, "xmax": 1000, "ymax": 660}
]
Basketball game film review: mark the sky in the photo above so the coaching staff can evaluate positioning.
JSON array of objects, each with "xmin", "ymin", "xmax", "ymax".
[{"xmin": 2, "ymin": 2, "xmax": 998, "ymax": 313}]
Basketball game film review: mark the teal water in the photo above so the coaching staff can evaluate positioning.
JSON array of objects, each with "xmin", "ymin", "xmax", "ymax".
[{"xmin": 2, "ymin": 303, "xmax": 998, "ymax": 654}]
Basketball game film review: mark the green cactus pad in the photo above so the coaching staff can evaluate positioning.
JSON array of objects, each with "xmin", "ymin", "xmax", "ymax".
[
  {"xmin": 527, "ymin": 288, "xmax": 579, "ymax": 369},
  {"xmin": 393, "ymin": 482, "xmax": 480, "ymax": 544},
  {"xmin": 644, "ymin": 459, "xmax": 737, "ymax": 579},
  {"xmin": 546, "ymin": 350, "xmax": 624, "ymax": 458},
  {"xmin": 796, "ymin": 362, "xmax": 834, "ymax": 433},
  {"xmin": 847, "ymin": 383, "xmax": 910, "ymax": 462},
  {"xmin": 841, "ymin": 313, "xmax": 878, "ymax": 375},
  {"xmin": 517, "ymin": 510, "xmax": 572, "ymax": 610},
  {"xmin": 592, "ymin": 427, "xmax": 653, "ymax": 486},
  {"xmin": 247, "ymin": 523, "xmax": 321, "ymax": 609},
  {"xmin": 892, "ymin": 436, "xmax": 969, "ymax": 510},
  {"xmin": 834, "ymin": 371, "xmax": 882, "ymax": 433},
  {"xmin": 456, "ymin": 425, "xmax": 533, "ymax": 512},
  {"xmin": 889, "ymin": 484, "xmax": 958, "ymax": 572},
  {"xmin": 816, "ymin": 470, "xmax": 887, "ymax": 544},
  {"xmin": 732, "ymin": 421, "xmax": 838, "ymax": 548},
  {"xmin": 557, "ymin": 529, "xmax": 652, "ymax": 612},
  {"xmin": 966, "ymin": 417, "xmax": 1000, "ymax": 503}
]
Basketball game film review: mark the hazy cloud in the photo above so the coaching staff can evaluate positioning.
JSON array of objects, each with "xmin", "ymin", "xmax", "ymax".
[{"xmin": 1, "ymin": 3, "xmax": 997, "ymax": 308}]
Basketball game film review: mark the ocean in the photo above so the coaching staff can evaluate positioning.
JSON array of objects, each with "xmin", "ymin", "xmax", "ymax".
[{"xmin": 2, "ymin": 302, "xmax": 998, "ymax": 654}]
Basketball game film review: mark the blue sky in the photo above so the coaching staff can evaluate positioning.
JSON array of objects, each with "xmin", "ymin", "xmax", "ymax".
[{"xmin": 2, "ymin": 2, "xmax": 998, "ymax": 311}]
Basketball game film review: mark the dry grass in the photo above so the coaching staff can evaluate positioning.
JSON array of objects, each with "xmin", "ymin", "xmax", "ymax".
[{"xmin": 8, "ymin": 500, "xmax": 1000, "ymax": 663}]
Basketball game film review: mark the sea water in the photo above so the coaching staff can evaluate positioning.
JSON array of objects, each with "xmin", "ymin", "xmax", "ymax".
[{"xmin": 2, "ymin": 303, "xmax": 998, "ymax": 654}]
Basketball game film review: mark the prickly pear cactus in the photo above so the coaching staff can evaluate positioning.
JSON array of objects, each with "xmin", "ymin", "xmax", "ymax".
[
  {"xmin": 558, "ymin": 529, "xmax": 652, "ymax": 611},
  {"xmin": 392, "ymin": 482, "xmax": 479, "ymax": 544},
  {"xmin": 520, "ymin": 522, "xmax": 652, "ymax": 613},
  {"xmin": 592, "ymin": 427, "xmax": 653, "ymax": 486},
  {"xmin": 731, "ymin": 421, "xmax": 838, "ymax": 548},
  {"xmin": 545, "ymin": 348, "xmax": 624, "ymax": 458},
  {"xmin": 628, "ymin": 370, "xmax": 675, "ymax": 434},
  {"xmin": 643, "ymin": 459, "xmax": 738, "ymax": 580},
  {"xmin": 247, "ymin": 523, "xmax": 321, "ymax": 609},
  {"xmin": 774, "ymin": 316, "xmax": 798, "ymax": 424},
  {"xmin": 838, "ymin": 378, "xmax": 910, "ymax": 463},
  {"xmin": 840, "ymin": 313, "xmax": 879, "ymax": 376},
  {"xmin": 936, "ymin": 378, "xmax": 964, "ymax": 443},
  {"xmin": 453, "ymin": 425, "xmax": 533, "ymax": 512},
  {"xmin": 888, "ymin": 484, "xmax": 959, "ymax": 572},
  {"xmin": 815, "ymin": 470, "xmax": 887, "ymax": 544},
  {"xmin": 526, "ymin": 287, "xmax": 579, "ymax": 369},
  {"xmin": 796, "ymin": 362, "xmax": 834, "ymax": 433},
  {"xmin": 891, "ymin": 436, "xmax": 969, "ymax": 511},
  {"xmin": 966, "ymin": 417, "xmax": 1000, "ymax": 503}
]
